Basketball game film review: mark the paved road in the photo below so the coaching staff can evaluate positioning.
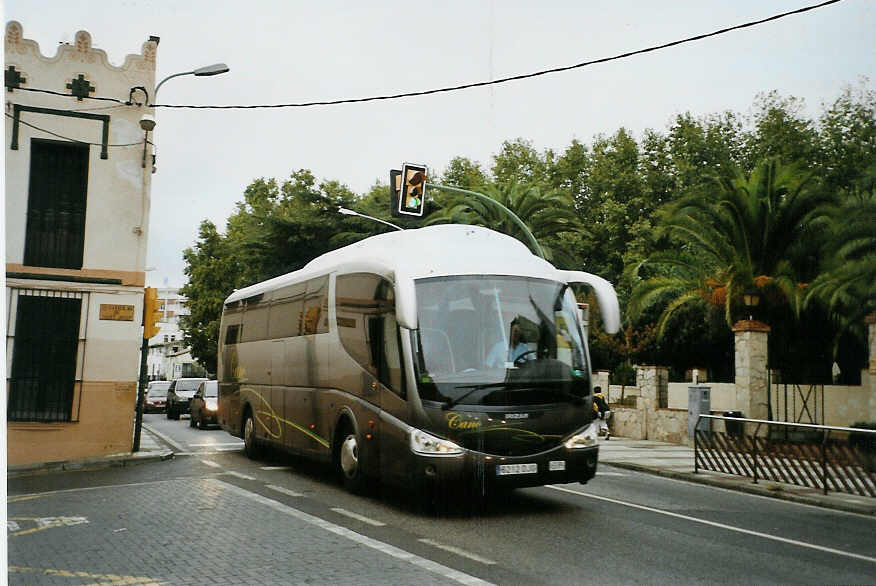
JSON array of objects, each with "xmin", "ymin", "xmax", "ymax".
[{"xmin": 8, "ymin": 414, "xmax": 876, "ymax": 585}]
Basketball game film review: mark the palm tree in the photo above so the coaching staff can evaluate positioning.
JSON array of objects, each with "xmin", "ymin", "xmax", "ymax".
[
  {"xmin": 629, "ymin": 159, "xmax": 833, "ymax": 336},
  {"xmin": 425, "ymin": 182, "xmax": 582, "ymax": 264},
  {"xmin": 806, "ymin": 165, "xmax": 876, "ymax": 338}
]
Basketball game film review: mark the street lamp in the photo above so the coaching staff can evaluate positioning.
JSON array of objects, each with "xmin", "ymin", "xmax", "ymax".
[
  {"xmin": 338, "ymin": 207, "xmax": 403, "ymax": 232},
  {"xmin": 743, "ymin": 289, "xmax": 761, "ymax": 321},
  {"xmin": 133, "ymin": 63, "xmax": 229, "ymax": 452},
  {"xmin": 153, "ymin": 63, "xmax": 230, "ymax": 102}
]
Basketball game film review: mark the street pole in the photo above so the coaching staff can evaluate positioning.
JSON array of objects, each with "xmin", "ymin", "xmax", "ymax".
[
  {"xmin": 337, "ymin": 207, "xmax": 404, "ymax": 231},
  {"xmin": 132, "ymin": 322, "xmax": 148, "ymax": 452},
  {"xmin": 425, "ymin": 183, "xmax": 546, "ymax": 259}
]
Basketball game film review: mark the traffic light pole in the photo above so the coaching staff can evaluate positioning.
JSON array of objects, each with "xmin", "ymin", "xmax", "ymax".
[
  {"xmin": 425, "ymin": 183, "xmax": 546, "ymax": 259},
  {"xmin": 132, "ymin": 325, "xmax": 148, "ymax": 452}
]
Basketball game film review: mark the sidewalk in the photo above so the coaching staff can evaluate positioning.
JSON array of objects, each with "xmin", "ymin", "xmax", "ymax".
[
  {"xmin": 7, "ymin": 425, "xmax": 174, "ymax": 478},
  {"xmin": 598, "ymin": 436, "xmax": 876, "ymax": 516}
]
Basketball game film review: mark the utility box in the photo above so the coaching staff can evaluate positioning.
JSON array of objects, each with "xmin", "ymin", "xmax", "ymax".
[{"xmin": 688, "ymin": 385, "xmax": 711, "ymax": 439}]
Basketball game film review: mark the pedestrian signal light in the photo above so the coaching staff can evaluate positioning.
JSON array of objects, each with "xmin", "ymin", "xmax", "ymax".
[
  {"xmin": 143, "ymin": 287, "xmax": 162, "ymax": 339},
  {"xmin": 398, "ymin": 163, "xmax": 427, "ymax": 216}
]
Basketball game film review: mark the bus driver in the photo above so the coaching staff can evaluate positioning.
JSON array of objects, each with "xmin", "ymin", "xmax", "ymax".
[{"xmin": 486, "ymin": 320, "xmax": 532, "ymax": 368}]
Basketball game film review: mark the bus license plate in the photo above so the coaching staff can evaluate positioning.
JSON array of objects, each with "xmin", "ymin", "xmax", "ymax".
[{"xmin": 497, "ymin": 463, "xmax": 537, "ymax": 476}]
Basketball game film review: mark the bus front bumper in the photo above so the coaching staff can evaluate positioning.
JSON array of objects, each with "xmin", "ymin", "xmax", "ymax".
[{"xmin": 409, "ymin": 443, "xmax": 599, "ymax": 495}]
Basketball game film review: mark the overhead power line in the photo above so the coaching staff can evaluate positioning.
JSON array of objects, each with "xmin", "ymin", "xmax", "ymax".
[
  {"xmin": 150, "ymin": 0, "xmax": 844, "ymax": 109},
  {"xmin": 9, "ymin": 0, "xmax": 843, "ymax": 111}
]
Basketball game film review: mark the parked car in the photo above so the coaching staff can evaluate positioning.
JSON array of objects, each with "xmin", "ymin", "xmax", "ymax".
[
  {"xmin": 190, "ymin": 380, "xmax": 219, "ymax": 429},
  {"xmin": 166, "ymin": 377, "xmax": 208, "ymax": 420},
  {"xmin": 143, "ymin": 381, "xmax": 170, "ymax": 413}
]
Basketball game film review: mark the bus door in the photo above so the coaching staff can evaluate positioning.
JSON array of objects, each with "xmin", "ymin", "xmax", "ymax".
[{"xmin": 373, "ymin": 284, "xmax": 408, "ymax": 486}]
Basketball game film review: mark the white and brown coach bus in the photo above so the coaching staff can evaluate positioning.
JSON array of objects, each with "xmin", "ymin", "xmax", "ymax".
[{"xmin": 218, "ymin": 224, "xmax": 620, "ymax": 499}]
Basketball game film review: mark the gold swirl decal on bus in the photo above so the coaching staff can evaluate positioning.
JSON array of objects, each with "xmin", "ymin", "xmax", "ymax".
[{"xmin": 240, "ymin": 388, "xmax": 330, "ymax": 449}]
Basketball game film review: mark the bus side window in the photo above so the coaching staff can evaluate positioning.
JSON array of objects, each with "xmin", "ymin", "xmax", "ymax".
[
  {"xmin": 303, "ymin": 276, "xmax": 329, "ymax": 335},
  {"xmin": 336, "ymin": 273, "xmax": 405, "ymax": 398},
  {"xmin": 225, "ymin": 324, "xmax": 241, "ymax": 345}
]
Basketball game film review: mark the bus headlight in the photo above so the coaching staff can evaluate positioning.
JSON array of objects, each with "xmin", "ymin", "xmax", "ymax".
[
  {"xmin": 564, "ymin": 422, "xmax": 598, "ymax": 449},
  {"xmin": 410, "ymin": 429, "xmax": 464, "ymax": 456}
]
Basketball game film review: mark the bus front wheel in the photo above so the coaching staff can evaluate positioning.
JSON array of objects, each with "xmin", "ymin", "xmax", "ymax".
[
  {"xmin": 336, "ymin": 424, "xmax": 366, "ymax": 494},
  {"xmin": 243, "ymin": 412, "xmax": 262, "ymax": 460}
]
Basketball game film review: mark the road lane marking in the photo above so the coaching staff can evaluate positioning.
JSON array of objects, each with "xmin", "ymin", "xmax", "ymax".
[
  {"xmin": 261, "ymin": 466, "xmax": 291, "ymax": 471},
  {"xmin": 331, "ymin": 507, "xmax": 387, "ymax": 526},
  {"xmin": 200, "ymin": 460, "xmax": 222, "ymax": 469},
  {"xmin": 266, "ymin": 485, "xmax": 304, "ymax": 497},
  {"xmin": 216, "ymin": 479, "xmax": 492, "ymax": 585},
  {"xmin": 142, "ymin": 424, "xmax": 185, "ymax": 452},
  {"xmin": 8, "ymin": 516, "xmax": 88, "ymax": 537},
  {"xmin": 418, "ymin": 539, "xmax": 497, "ymax": 565},
  {"xmin": 188, "ymin": 442, "xmax": 244, "ymax": 447},
  {"xmin": 546, "ymin": 485, "xmax": 876, "ymax": 564},
  {"xmin": 9, "ymin": 566, "xmax": 159, "ymax": 584},
  {"xmin": 176, "ymin": 447, "xmax": 242, "ymax": 455},
  {"xmin": 596, "ymin": 471, "xmax": 627, "ymax": 476},
  {"xmin": 628, "ymin": 468, "xmax": 876, "ymax": 519},
  {"xmin": 223, "ymin": 471, "xmax": 256, "ymax": 481}
]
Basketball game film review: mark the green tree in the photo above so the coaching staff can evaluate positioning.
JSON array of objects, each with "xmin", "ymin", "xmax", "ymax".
[
  {"xmin": 816, "ymin": 82, "xmax": 876, "ymax": 194},
  {"xmin": 490, "ymin": 138, "xmax": 554, "ymax": 186},
  {"xmin": 630, "ymin": 159, "xmax": 832, "ymax": 333},
  {"xmin": 743, "ymin": 91, "xmax": 819, "ymax": 169},
  {"xmin": 806, "ymin": 164, "xmax": 876, "ymax": 346},
  {"xmin": 181, "ymin": 170, "xmax": 362, "ymax": 370},
  {"xmin": 439, "ymin": 157, "xmax": 489, "ymax": 191},
  {"xmin": 180, "ymin": 220, "xmax": 244, "ymax": 374}
]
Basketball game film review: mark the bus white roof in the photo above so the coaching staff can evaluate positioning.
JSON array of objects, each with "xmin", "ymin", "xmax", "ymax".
[
  {"xmin": 224, "ymin": 224, "xmax": 620, "ymax": 333},
  {"xmin": 226, "ymin": 224, "xmax": 552, "ymax": 303}
]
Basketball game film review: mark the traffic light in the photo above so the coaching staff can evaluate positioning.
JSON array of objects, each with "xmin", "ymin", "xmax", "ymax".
[
  {"xmin": 398, "ymin": 163, "xmax": 427, "ymax": 216},
  {"xmin": 143, "ymin": 287, "xmax": 162, "ymax": 339}
]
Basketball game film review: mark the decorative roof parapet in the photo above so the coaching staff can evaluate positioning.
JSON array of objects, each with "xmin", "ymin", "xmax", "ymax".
[{"xmin": 5, "ymin": 20, "xmax": 157, "ymax": 73}]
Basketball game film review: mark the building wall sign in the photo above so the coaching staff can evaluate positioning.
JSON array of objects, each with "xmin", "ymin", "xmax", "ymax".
[{"xmin": 99, "ymin": 304, "xmax": 134, "ymax": 321}]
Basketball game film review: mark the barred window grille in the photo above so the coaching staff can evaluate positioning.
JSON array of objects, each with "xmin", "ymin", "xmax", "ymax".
[
  {"xmin": 7, "ymin": 288, "xmax": 87, "ymax": 422},
  {"xmin": 23, "ymin": 138, "xmax": 89, "ymax": 270}
]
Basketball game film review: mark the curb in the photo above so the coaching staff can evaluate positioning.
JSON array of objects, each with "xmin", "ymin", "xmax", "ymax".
[
  {"xmin": 7, "ymin": 449, "xmax": 174, "ymax": 479},
  {"xmin": 604, "ymin": 460, "xmax": 876, "ymax": 517}
]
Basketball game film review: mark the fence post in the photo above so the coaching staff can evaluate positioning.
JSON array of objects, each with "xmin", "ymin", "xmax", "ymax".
[
  {"xmin": 822, "ymin": 429, "xmax": 829, "ymax": 495},
  {"xmin": 752, "ymin": 422, "xmax": 762, "ymax": 484},
  {"xmin": 733, "ymin": 320, "xmax": 771, "ymax": 428}
]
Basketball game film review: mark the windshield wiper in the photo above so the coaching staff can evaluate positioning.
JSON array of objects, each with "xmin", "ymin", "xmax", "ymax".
[{"xmin": 441, "ymin": 382, "xmax": 510, "ymax": 410}]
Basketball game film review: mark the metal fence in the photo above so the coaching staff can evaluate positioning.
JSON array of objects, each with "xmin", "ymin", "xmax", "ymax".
[{"xmin": 694, "ymin": 415, "xmax": 876, "ymax": 498}]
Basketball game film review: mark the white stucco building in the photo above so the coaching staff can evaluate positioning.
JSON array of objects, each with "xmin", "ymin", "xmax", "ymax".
[
  {"xmin": 146, "ymin": 287, "xmax": 205, "ymax": 380},
  {"xmin": 5, "ymin": 21, "xmax": 157, "ymax": 466}
]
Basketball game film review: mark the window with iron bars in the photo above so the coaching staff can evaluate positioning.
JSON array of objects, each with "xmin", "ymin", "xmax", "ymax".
[
  {"xmin": 7, "ymin": 288, "xmax": 87, "ymax": 422},
  {"xmin": 24, "ymin": 138, "xmax": 89, "ymax": 270}
]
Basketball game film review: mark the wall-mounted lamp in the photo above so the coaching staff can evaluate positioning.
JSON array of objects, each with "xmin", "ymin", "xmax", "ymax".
[
  {"xmin": 743, "ymin": 289, "xmax": 761, "ymax": 320},
  {"xmin": 139, "ymin": 114, "xmax": 156, "ymax": 169}
]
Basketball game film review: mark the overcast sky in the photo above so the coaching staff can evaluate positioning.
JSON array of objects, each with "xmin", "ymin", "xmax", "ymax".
[{"xmin": 5, "ymin": 0, "xmax": 874, "ymax": 288}]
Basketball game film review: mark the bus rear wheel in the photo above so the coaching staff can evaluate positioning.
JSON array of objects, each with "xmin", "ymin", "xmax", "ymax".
[{"xmin": 243, "ymin": 412, "xmax": 262, "ymax": 460}]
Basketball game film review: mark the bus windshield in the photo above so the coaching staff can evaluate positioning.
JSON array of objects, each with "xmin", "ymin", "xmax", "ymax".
[{"xmin": 414, "ymin": 275, "xmax": 590, "ymax": 408}]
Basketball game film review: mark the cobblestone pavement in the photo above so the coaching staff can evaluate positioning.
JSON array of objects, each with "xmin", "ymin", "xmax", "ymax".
[{"xmin": 8, "ymin": 476, "xmax": 483, "ymax": 585}]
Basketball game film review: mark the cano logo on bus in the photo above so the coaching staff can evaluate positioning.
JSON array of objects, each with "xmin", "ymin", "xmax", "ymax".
[{"xmin": 446, "ymin": 412, "xmax": 481, "ymax": 430}]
